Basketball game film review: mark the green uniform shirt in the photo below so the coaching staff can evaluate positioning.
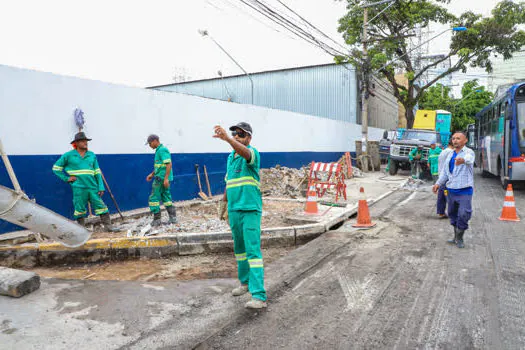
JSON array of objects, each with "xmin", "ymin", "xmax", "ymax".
[
  {"xmin": 428, "ymin": 147, "xmax": 442, "ymax": 175},
  {"xmin": 408, "ymin": 148, "xmax": 425, "ymax": 161},
  {"xmin": 226, "ymin": 145, "xmax": 262, "ymax": 213},
  {"xmin": 52, "ymin": 150, "xmax": 105, "ymax": 192},
  {"xmin": 153, "ymin": 144, "xmax": 173, "ymax": 181}
]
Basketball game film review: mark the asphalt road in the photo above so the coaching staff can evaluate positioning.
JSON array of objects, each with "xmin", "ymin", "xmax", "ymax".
[{"xmin": 199, "ymin": 173, "xmax": 525, "ymax": 349}]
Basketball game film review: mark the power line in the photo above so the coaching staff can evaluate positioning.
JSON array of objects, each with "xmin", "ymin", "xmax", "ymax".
[
  {"xmin": 237, "ymin": 0, "xmax": 347, "ymax": 57},
  {"xmin": 275, "ymin": 0, "xmax": 348, "ymax": 53},
  {"xmin": 220, "ymin": 0, "xmax": 299, "ymax": 41}
]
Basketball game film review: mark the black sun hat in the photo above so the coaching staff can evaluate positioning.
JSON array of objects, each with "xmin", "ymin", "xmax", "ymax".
[{"xmin": 71, "ymin": 132, "xmax": 92, "ymax": 144}]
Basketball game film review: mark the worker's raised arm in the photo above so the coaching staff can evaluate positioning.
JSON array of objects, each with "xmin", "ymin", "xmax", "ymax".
[{"xmin": 213, "ymin": 125, "xmax": 251, "ymax": 162}]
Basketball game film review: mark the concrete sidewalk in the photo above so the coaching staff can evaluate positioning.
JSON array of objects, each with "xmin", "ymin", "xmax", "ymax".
[{"xmin": 0, "ymin": 172, "xmax": 405, "ymax": 349}]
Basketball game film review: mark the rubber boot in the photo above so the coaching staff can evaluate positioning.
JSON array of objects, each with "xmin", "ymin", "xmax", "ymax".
[
  {"xmin": 447, "ymin": 227, "xmax": 458, "ymax": 244},
  {"xmin": 456, "ymin": 230, "xmax": 465, "ymax": 248},
  {"xmin": 76, "ymin": 217, "xmax": 86, "ymax": 227},
  {"xmin": 100, "ymin": 213, "xmax": 119, "ymax": 232},
  {"xmin": 166, "ymin": 206, "xmax": 178, "ymax": 224},
  {"xmin": 151, "ymin": 212, "xmax": 162, "ymax": 227}
]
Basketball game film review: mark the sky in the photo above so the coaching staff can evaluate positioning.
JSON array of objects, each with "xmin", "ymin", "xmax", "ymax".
[{"xmin": 0, "ymin": 0, "xmax": 504, "ymax": 92}]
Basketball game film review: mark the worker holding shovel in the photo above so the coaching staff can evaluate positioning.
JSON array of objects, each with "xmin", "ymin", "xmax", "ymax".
[
  {"xmin": 214, "ymin": 122, "xmax": 267, "ymax": 309},
  {"xmin": 146, "ymin": 134, "xmax": 177, "ymax": 226}
]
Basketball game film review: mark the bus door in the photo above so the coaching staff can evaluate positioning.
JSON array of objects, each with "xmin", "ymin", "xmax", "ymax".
[{"xmin": 504, "ymin": 101, "xmax": 511, "ymax": 179}]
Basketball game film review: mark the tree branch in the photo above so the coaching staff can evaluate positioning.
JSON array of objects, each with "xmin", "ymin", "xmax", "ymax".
[{"xmin": 413, "ymin": 50, "xmax": 457, "ymax": 82}]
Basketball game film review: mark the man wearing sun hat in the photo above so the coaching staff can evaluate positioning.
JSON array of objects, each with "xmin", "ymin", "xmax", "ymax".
[
  {"xmin": 52, "ymin": 132, "xmax": 118, "ymax": 232},
  {"xmin": 214, "ymin": 122, "xmax": 267, "ymax": 309}
]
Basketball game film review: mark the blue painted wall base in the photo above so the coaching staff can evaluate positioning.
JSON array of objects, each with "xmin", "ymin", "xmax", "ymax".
[{"xmin": 1, "ymin": 151, "xmax": 352, "ymax": 233}]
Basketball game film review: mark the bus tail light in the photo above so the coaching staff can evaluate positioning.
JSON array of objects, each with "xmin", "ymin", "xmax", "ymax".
[{"xmin": 509, "ymin": 157, "xmax": 525, "ymax": 163}]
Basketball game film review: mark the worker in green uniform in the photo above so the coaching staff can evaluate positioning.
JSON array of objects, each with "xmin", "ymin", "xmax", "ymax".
[
  {"xmin": 215, "ymin": 122, "xmax": 267, "ymax": 309},
  {"xmin": 428, "ymin": 141, "xmax": 442, "ymax": 182},
  {"xmin": 146, "ymin": 134, "xmax": 177, "ymax": 226},
  {"xmin": 409, "ymin": 144, "xmax": 427, "ymax": 179},
  {"xmin": 52, "ymin": 132, "xmax": 118, "ymax": 231}
]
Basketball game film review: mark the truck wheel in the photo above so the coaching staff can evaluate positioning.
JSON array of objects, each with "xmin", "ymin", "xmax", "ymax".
[{"xmin": 389, "ymin": 161, "xmax": 398, "ymax": 175}]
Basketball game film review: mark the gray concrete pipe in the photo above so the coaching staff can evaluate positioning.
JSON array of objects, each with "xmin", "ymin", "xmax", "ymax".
[{"xmin": 0, "ymin": 140, "xmax": 91, "ymax": 247}]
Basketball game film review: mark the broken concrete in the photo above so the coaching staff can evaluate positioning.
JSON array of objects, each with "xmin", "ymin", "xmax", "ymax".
[{"xmin": 0, "ymin": 266, "xmax": 40, "ymax": 297}]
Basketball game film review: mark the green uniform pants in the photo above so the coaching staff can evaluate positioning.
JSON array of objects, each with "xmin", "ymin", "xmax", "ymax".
[
  {"xmin": 229, "ymin": 210, "xmax": 267, "ymax": 301},
  {"xmin": 149, "ymin": 178, "xmax": 173, "ymax": 213},
  {"xmin": 73, "ymin": 187, "xmax": 108, "ymax": 219}
]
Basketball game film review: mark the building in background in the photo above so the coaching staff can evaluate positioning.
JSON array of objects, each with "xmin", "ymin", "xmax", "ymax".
[
  {"xmin": 149, "ymin": 63, "xmax": 398, "ymax": 130},
  {"xmin": 489, "ymin": 49, "xmax": 525, "ymax": 94}
]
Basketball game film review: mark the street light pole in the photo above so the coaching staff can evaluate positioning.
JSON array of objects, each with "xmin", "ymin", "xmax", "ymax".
[
  {"xmin": 452, "ymin": 89, "xmax": 482, "ymax": 112},
  {"xmin": 199, "ymin": 30, "xmax": 254, "ymax": 104}
]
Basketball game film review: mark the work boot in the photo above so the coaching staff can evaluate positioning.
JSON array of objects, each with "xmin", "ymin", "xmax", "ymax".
[
  {"xmin": 447, "ymin": 227, "xmax": 458, "ymax": 244},
  {"xmin": 76, "ymin": 217, "xmax": 86, "ymax": 227},
  {"xmin": 151, "ymin": 212, "xmax": 162, "ymax": 227},
  {"xmin": 166, "ymin": 206, "xmax": 178, "ymax": 224},
  {"xmin": 456, "ymin": 229, "xmax": 465, "ymax": 249},
  {"xmin": 100, "ymin": 213, "xmax": 119, "ymax": 232},
  {"xmin": 232, "ymin": 284, "xmax": 249, "ymax": 297},
  {"xmin": 245, "ymin": 298, "xmax": 267, "ymax": 309}
]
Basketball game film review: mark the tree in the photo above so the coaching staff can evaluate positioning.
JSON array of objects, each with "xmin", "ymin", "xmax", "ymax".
[
  {"xmin": 451, "ymin": 80, "xmax": 493, "ymax": 131},
  {"xmin": 337, "ymin": 0, "xmax": 525, "ymax": 128},
  {"xmin": 418, "ymin": 83, "xmax": 454, "ymax": 111}
]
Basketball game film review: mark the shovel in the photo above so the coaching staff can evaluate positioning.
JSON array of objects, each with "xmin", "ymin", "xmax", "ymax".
[
  {"xmin": 203, "ymin": 165, "xmax": 212, "ymax": 198},
  {"xmin": 195, "ymin": 164, "xmax": 209, "ymax": 200}
]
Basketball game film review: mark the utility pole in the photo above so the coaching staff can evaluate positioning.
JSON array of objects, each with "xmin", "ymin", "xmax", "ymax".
[{"xmin": 361, "ymin": 7, "xmax": 370, "ymax": 171}]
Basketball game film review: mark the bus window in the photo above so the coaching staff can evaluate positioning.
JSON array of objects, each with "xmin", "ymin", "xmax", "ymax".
[{"xmin": 518, "ymin": 101, "xmax": 525, "ymax": 148}]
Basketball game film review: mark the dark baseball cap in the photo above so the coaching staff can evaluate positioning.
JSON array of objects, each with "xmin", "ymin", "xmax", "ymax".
[
  {"xmin": 229, "ymin": 122, "xmax": 252, "ymax": 135},
  {"xmin": 145, "ymin": 134, "xmax": 159, "ymax": 145}
]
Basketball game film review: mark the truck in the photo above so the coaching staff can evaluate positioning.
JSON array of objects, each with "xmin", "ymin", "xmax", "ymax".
[{"xmin": 388, "ymin": 109, "xmax": 452, "ymax": 176}]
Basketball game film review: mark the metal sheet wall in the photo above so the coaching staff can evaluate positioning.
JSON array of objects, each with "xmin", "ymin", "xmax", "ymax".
[{"xmin": 152, "ymin": 64, "xmax": 358, "ymax": 123}]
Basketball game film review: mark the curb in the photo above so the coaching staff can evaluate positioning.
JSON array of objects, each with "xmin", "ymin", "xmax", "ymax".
[{"xmin": 0, "ymin": 189, "xmax": 398, "ymax": 268}]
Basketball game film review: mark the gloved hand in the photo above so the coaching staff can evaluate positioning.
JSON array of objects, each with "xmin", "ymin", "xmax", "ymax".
[{"xmin": 218, "ymin": 200, "xmax": 228, "ymax": 221}]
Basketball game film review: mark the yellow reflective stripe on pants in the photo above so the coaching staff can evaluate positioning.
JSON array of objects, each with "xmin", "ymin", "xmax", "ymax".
[
  {"xmin": 235, "ymin": 253, "xmax": 247, "ymax": 261},
  {"xmin": 248, "ymin": 259, "xmax": 264, "ymax": 268},
  {"xmin": 149, "ymin": 202, "xmax": 160, "ymax": 206},
  {"xmin": 74, "ymin": 210, "xmax": 87, "ymax": 216},
  {"xmin": 164, "ymin": 201, "xmax": 173, "ymax": 206},
  {"xmin": 94, "ymin": 207, "xmax": 108, "ymax": 215}
]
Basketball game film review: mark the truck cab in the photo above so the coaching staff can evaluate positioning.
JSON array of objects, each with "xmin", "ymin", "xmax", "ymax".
[{"xmin": 388, "ymin": 129, "xmax": 442, "ymax": 176}]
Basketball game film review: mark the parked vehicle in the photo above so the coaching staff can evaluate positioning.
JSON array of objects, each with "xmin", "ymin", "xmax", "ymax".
[{"xmin": 471, "ymin": 82, "xmax": 525, "ymax": 188}]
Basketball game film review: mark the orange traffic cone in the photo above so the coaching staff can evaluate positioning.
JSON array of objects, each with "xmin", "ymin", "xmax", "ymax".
[
  {"xmin": 499, "ymin": 184, "xmax": 520, "ymax": 222},
  {"xmin": 305, "ymin": 182, "xmax": 319, "ymax": 215},
  {"xmin": 352, "ymin": 187, "xmax": 376, "ymax": 228}
]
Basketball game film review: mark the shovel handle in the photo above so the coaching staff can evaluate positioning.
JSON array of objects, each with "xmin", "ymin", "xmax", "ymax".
[{"xmin": 195, "ymin": 164, "xmax": 204, "ymax": 191}]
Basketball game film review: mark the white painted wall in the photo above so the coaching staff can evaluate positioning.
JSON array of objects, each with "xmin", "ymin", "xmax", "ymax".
[{"xmin": 0, "ymin": 65, "xmax": 384, "ymax": 155}]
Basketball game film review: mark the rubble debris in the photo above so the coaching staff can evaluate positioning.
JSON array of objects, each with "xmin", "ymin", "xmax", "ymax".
[
  {"xmin": 260, "ymin": 166, "xmax": 309, "ymax": 198},
  {"xmin": 89, "ymin": 200, "xmax": 304, "ymax": 239},
  {"xmin": 402, "ymin": 178, "xmax": 427, "ymax": 191},
  {"xmin": 0, "ymin": 267, "xmax": 40, "ymax": 298}
]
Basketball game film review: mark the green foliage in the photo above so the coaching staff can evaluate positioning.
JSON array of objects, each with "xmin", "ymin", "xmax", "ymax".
[
  {"xmin": 451, "ymin": 80, "xmax": 493, "ymax": 131},
  {"xmin": 337, "ymin": 0, "xmax": 525, "ymax": 128},
  {"xmin": 419, "ymin": 84, "xmax": 454, "ymax": 111}
]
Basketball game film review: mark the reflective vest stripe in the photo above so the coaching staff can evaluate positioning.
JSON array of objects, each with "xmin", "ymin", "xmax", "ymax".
[{"xmin": 226, "ymin": 176, "xmax": 260, "ymax": 186}]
